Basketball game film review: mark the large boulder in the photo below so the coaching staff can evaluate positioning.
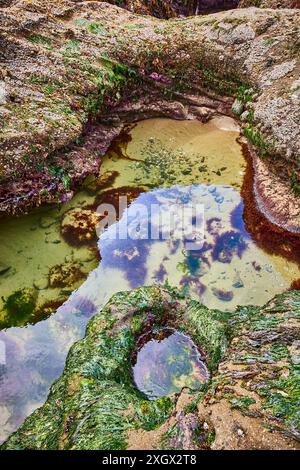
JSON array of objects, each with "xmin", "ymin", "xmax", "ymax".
[{"xmin": 2, "ymin": 287, "xmax": 299, "ymax": 450}]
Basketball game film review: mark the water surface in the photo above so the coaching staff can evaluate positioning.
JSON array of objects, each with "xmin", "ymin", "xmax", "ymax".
[
  {"xmin": 0, "ymin": 117, "xmax": 298, "ymax": 442},
  {"xmin": 132, "ymin": 329, "xmax": 209, "ymax": 400}
]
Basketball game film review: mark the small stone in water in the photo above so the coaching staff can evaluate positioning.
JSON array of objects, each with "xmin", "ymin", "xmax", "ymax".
[
  {"xmin": 0, "ymin": 262, "xmax": 11, "ymax": 276},
  {"xmin": 33, "ymin": 277, "xmax": 49, "ymax": 290},
  {"xmin": 212, "ymin": 287, "xmax": 234, "ymax": 302}
]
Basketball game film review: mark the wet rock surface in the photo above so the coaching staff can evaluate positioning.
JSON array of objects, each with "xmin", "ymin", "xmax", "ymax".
[
  {"xmin": 1, "ymin": 286, "xmax": 299, "ymax": 450},
  {"xmin": 0, "ymin": 1, "xmax": 299, "ymax": 232},
  {"xmin": 0, "ymin": 1, "xmax": 299, "ymax": 452},
  {"xmin": 239, "ymin": 0, "xmax": 299, "ymax": 7}
]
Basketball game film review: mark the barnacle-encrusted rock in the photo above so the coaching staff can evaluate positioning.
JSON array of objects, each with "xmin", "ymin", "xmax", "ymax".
[{"xmin": 2, "ymin": 287, "xmax": 299, "ymax": 450}]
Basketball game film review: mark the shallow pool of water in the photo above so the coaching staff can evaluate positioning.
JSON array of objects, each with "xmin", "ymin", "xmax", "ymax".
[
  {"xmin": 0, "ymin": 117, "xmax": 245, "ymax": 329},
  {"xmin": 132, "ymin": 329, "xmax": 209, "ymax": 400},
  {"xmin": 0, "ymin": 117, "xmax": 299, "ymax": 443}
]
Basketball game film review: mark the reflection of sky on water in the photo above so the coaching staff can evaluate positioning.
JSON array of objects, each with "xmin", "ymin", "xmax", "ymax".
[
  {"xmin": 0, "ymin": 184, "xmax": 292, "ymax": 442},
  {"xmin": 133, "ymin": 329, "xmax": 209, "ymax": 400}
]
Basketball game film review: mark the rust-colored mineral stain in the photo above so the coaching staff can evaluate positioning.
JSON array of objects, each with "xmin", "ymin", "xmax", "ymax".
[
  {"xmin": 241, "ymin": 142, "xmax": 300, "ymax": 266},
  {"xmin": 132, "ymin": 328, "xmax": 209, "ymax": 400}
]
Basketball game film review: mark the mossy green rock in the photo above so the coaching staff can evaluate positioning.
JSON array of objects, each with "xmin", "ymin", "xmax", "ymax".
[
  {"xmin": 1, "ymin": 287, "xmax": 300, "ymax": 450},
  {"xmin": 0, "ymin": 285, "xmax": 228, "ymax": 450}
]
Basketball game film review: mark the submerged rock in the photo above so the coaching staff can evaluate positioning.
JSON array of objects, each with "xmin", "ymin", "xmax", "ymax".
[
  {"xmin": 2, "ymin": 287, "xmax": 299, "ymax": 450},
  {"xmin": 61, "ymin": 208, "xmax": 101, "ymax": 247},
  {"xmin": 2, "ymin": 288, "xmax": 38, "ymax": 326},
  {"xmin": 232, "ymin": 99, "xmax": 244, "ymax": 116},
  {"xmin": 0, "ymin": 262, "xmax": 11, "ymax": 276}
]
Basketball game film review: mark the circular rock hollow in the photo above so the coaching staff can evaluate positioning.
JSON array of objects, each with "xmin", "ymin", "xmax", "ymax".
[{"xmin": 132, "ymin": 328, "xmax": 209, "ymax": 400}]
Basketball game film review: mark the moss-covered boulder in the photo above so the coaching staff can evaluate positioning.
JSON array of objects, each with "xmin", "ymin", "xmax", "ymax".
[{"xmin": 1, "ymin": 286, "xmax": 299, "ymax": 450}]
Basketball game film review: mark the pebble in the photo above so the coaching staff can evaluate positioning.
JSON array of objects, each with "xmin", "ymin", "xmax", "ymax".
[
  {"xmin": 0, "ymin": 262, "xmax": 11, "ymax": 276},
  {"xmin": 45, "ymin": 232, "xmax": 61, "ymax": 244},
  {"xmin": 0, "ymin": 405, "xmax": 10, "ymax": 426},
  {"xmin": 39, "ymin": 216, "xmax": 57, "ymax": 229},
  {"xmin": 0, "ymin": 81, "xmax": 8, "ymax": 105},
  {"xmin": 33, "ymin": 277, "xmax": 49, "ymax": 290},
  {"xmin": 73, "ymin": 251, "xmax": 95, "ymax": 263}
]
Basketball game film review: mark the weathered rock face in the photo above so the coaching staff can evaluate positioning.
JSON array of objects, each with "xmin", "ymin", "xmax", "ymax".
[
  {"xmin": 0, "ymin": 1, "xmax": 299, "ymax": 228},
  {"xmin": 109, "ymin": 1, "xmax": 240, "ymax": 16},
  {"xmin": 105, "ymin": 1, "xmax": 298, "ymax": 17},
  {"xmin": 239, "ymin": 0, "xmax": 300, "ymax": 8},
  {"xmin": 2, "ymin": 286, "xmax": 299, "ymax": 450}
]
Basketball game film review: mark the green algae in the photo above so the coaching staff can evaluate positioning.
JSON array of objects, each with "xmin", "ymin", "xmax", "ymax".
[
  {"xmin": 3, "ymin": 288, "xmax": 37, "ymax": 326},
  {"xmin": 184, "ymin": 301, "xmax": 229, "ymax": 371},
  {"xmin": 218, "ymin": 290, "xmax": 300, "ymax": 438},
  {"xmin": 1, "ymin": 287, "xmax": 300, "ymax": 450},
  {"xmin": 0, "ymin": 285, "xmax": 229, "ymax": 450}
]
